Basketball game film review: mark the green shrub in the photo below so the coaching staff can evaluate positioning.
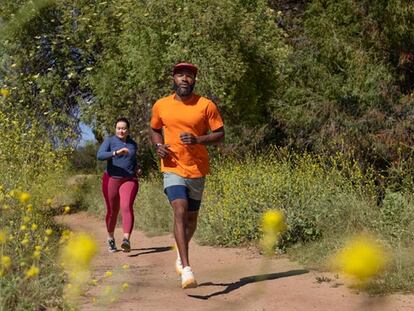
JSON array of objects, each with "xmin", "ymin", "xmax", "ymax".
[{"xmin": 197, "ymin": 151, "xmax": 377, "ymax": 247}]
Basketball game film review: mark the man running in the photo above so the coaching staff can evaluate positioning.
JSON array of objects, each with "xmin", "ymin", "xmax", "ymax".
[{"xmin": 150, "ymin": 62, "xmax": 225, "ymax": 289}]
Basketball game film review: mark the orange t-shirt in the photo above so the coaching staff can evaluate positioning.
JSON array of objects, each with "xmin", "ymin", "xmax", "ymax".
[{"xmin": 150, "ymin": 93, "xmax": 224, "ymax": 178}]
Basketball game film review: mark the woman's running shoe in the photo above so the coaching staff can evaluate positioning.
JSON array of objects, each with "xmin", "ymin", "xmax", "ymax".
[
  {"xmin": 121, "ymin": 238, "xmax": 131, "ymax": 253},
  {"xmin": 108, "ymin": 238, "xmax": 117, "ymax": 253}
]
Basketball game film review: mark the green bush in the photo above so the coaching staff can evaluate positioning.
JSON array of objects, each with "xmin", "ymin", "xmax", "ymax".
[
  {"xmin": 196, "ymin": 150, "xmax": 414, "ymax": 293},
  {"xmin": 197, "ymin": 151, "xmax": 377, "ymax": 247}
]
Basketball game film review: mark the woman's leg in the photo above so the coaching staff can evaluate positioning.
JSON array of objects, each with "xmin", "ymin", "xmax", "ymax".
[
  {"xmin": 106, "ymin": 176, "xmax": 122, "ymax": 237},
  {"xmin": 118, "ymin": 179, "xmax": 139, "ymax": 239},
  {"xmin": 102, "ymin": 172, "xmax": 114, "ymax": 238}
]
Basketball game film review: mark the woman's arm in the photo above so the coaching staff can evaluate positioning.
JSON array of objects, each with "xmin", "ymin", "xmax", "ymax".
[{"xmin": 96, "ymin": 137, "xmax": 115, "ymax": 160}]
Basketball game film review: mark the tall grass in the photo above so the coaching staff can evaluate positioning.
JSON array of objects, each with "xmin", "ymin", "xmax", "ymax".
[
  {"xmin": 197, "ymin": 151, "xmax": 378, "ymax": 246},
  {"xmin": 0, "ymin": 169, "xmax": 72, "ymax": 310},
  {"xmin": 196, "ymin": 151, "xmax": 414, "ymax": 293}
]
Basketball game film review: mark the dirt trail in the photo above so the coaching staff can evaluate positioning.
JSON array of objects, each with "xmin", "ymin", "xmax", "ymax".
[{"xmin": 57, "ymin": 212, "xmax": 414, "ymax": 311}]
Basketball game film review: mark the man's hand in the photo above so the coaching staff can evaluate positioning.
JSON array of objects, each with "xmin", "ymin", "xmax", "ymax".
[
  {"xmin": 180, "ymin": 132, "xmax": 198, "ymax": 145},
  {"xmin": 156, "ymin": 144, "xmax": 170, "ymax": 158}
]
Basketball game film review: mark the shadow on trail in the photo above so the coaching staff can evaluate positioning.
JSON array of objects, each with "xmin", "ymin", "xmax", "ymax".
[
  {"xmin": 128, "ymin": 246, "xmax": 173, "ymax": 257},
  {"xmin": 187, "ymin": 269, "xmax": 309, "ymax": 300}
]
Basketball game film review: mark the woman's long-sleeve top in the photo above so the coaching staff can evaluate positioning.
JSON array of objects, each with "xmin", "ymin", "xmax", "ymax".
[{"xmin": 97, "ymin": 135, "xmax": 138, "ymax": 178}]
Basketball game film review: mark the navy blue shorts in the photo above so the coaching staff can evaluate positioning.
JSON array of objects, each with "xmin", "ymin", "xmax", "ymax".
[{"xmin": 163, "ymin": 173, "xmax": 205, "ymax": 212}]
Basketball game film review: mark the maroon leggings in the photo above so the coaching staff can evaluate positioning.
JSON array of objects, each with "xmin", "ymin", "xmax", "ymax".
[{"xmin": 102, "ymin": 172, "xmax": 139, "ymax": 234}]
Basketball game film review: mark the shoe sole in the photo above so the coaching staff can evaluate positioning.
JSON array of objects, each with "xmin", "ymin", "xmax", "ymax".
[
  {"xmin": 108, "ymin": 249, "xmax": 117, "ymax": 253},
  {"xmin": 121, "ymin": 242, "xmax": 131, "ymax": 253},
  {"xmin": 182, "ymin": 279, "xmax": 198, "ymax": 289}
]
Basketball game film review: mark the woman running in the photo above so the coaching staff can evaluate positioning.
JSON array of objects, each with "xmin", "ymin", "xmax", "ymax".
[{"xmin": 97, "ymin": 117, "xmax": 139, "ymax": 252}]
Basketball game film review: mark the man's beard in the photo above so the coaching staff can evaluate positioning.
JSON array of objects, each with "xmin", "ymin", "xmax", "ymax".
[{"xmin": 173, "ymin": 82, "xmax": 195, "ymax": 97}]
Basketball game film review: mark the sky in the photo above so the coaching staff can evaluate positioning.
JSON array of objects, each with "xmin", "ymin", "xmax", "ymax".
[{"xmin": 79, "ymin": 122, "xmax": 96, "ymax": 146}]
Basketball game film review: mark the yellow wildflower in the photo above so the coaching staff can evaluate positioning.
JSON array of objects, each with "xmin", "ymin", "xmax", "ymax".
[
  {"xmin": 26, "ymin": 204, "xmax": 33, "ymax": 212},
  {"xmin": 46, "ymin": 198, "xmax": 52, "ymax": 205},
  {"xmin": 260, "ymin": 209, "xmax": 287, "ymax": 255},
  {"xmin": 121, "ymin": 282, "xmax": 129, "ymax": 290},
  {"xmin": 25, "ymin": 266, "xmax": 40, "ymax": 278},
  {"xmin": 35, "ymin": 245, "xmax": 42, "ymax": 251},
  {"xmin": 20, "ymin": 225, "xmax": 27, "ymax": 231},
  {"xmin": 45, "ymin": 228, "xmax": 53, "ymax": 236},
  {"xmin": 59, "ymin": 230, "xmax": 72, "ymax": 243},
  {"xmin": 21, "ymin": 238, "xmax": 29, "ymax": 246},
  {"xmin": 0, "ymin": 88, "xmax": 10, "ymax": 97},
  {"xmin": 90, "ymin": 279, "xmax": 98, "ymax": 286},
  {"xmin": 18, "ymin": 192, "xmax": 31, "ymax": 204},
  {"xmin": 31, "ymin": 223, "xmax": 38, "ymax": 231},
  {"xmin": 331, "ymin": 235, "xmax": 387, "ymax": 282},
  {"xmin": 261, "ymin": 209, "xmax": 286, "ymax": 234},
  {"xmin": 1, "ymin": 256, "xmax": 11, "ymax": 269},
  {"xmin": 22, "ymin": 216, "xmax": 30, "ymax": 223},
  {"xmin": 63, "ymin": 206, "xmax": 71, "ymax": 214},
  {"xmin": 33, "ymin": 251, "xmax": 41, "ymax": 259},
  {"xmin": 60, "ymin": 232, "xmax": 97, "ymax": 271},
  {"xmin": 122, "ymin": 264, "xmax": 130, "ymax": 270},
  {"xmin": 105, "ymin": 271, "xmax": 113, "ymax": 277}
]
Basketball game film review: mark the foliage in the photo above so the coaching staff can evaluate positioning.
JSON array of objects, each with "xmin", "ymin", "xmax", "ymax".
[
  {"xmin": 0, "ymin": 0, "xmax": 83, "ymax": 146},
  {"xmin": 197, "ymin": 151, "xmax": 377, "ymax": 247},
  {"xmin": 3, "ymin": 0, "xmax": 414, "ymax": 185},
  {"xmin": 196, "ymin": 151, "xmax": 414, "ymax": 292},
  {"xmin": 0, "ymin": 186, "xmax": 66, "ymax": 310},
  {"xmin": 267, "ymin": 0, "xmax": 414, "ymax": 186},
  {"xmin": 69, "ymin": 142, "xmax": 102, "ymax": 174},
  {"xmin": 70, "ymin": 0, "xmax": 290, "ymax": 143}
]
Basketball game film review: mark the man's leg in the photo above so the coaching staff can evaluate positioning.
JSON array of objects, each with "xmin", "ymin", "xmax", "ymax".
[
  {"xmin": 171, "ymin": 198, "xmax": 190, "ymax": 267},
  {"xmin": 171, "ymin": 198, "xmax": 198, "ymax": 288},
  {"xmin": 186, "ymin": 211, "xmax": 198, "ymax": 243}
]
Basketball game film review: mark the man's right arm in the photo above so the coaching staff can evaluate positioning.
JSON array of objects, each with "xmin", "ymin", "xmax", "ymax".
[{"xmin": 150, "ymin": 127, "xmax": 170, "ymax": 158}]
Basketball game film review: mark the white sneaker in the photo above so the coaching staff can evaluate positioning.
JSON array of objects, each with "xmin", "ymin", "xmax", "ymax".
[
  {"xmin": 175, "ymin": 257, "xmax": 183, "ymax": 275},
  {"xmin": 181, "ymin": 266, "xmax": 197, "ymax": 289}
]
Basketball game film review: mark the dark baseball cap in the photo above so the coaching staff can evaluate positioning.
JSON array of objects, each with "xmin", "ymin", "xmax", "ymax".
[{"xmin": 172, "ymin": 62, "xmax": 198, "ymax": 76}]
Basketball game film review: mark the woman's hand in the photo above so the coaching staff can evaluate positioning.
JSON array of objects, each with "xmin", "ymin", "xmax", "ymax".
[
  {"xmin": 135, "ymin": 167, "xmax": 143, "ymax": 177},
  {"xmin": 115, "ymin": 147, "xmax": 129, "ymax": 155}
]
